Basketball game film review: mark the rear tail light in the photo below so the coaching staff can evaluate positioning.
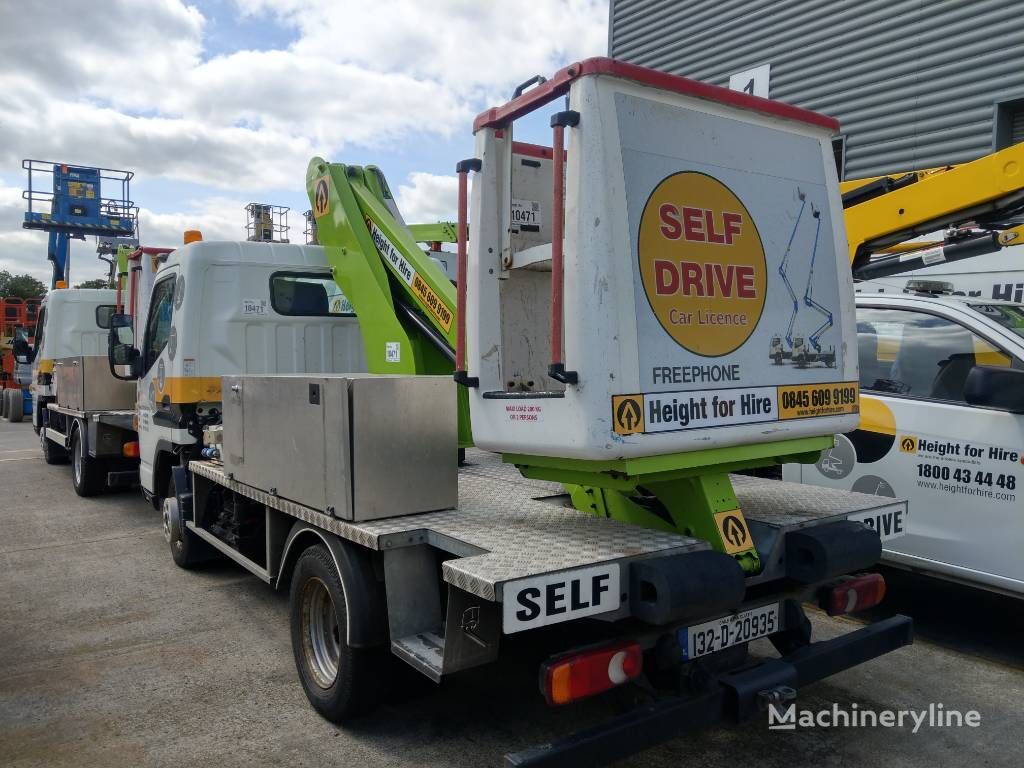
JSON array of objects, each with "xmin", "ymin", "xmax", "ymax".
[
  {"xmin": 122, "ymin": 441, "xmax": 140, "ymax": 458},
  {"xmin": 822, "ymin": 573, "xmax": 886, "ymax": 616},
  {"xmin": 541, "ymin": 641, "xmax": 643, "ymax": 706}
]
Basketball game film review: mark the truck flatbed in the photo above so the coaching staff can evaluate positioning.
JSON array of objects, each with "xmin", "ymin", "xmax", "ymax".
[
  {"xmin": 189, "ymin": 449, "xmax": 905, "ymax": 600},
  {"xmin": 47, "ymin": 402, "xmax": 135, "ymax": 431}
]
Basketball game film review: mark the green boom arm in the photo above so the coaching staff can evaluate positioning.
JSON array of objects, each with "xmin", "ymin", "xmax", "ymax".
[
  {"xmin": 407, "ymin": 221, "xmax": 458, "ymax": 244},
  {"xmin": 305, "ymin": 157, "xmax": 471, "ymax": 446}
]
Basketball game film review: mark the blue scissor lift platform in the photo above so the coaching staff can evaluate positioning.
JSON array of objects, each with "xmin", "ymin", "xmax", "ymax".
[{"xmin": 22, "ymin": 160, "xmax": 138, "ymax": 287}]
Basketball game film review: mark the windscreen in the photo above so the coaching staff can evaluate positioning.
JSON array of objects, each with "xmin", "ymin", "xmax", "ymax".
[{"xmin": 969, "ymin": 303, "xmax": 1024, "ymax": 340}]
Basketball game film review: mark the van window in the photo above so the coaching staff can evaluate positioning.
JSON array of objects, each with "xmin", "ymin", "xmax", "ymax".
[
  {"xmin": 95, "ymin": 305, "xmax": 116, "ymax": 329},
  {"xmin": 270, "ymin": 273, "xmax": 353, "ymax": 316},
  {"xmin": 856, "ymin": 307, "xmax": 1019, "ymax": 403},
  {"xmin": 969, "ymin": 303, "xmax": 1024, "ymax": 340},
  {"xmin": 143, "ymin": 276, "xmax": 176, "ymax": 370},
  {"xmin": 33, "ymin": 307, "xmax": 45, "ymax": 355}
]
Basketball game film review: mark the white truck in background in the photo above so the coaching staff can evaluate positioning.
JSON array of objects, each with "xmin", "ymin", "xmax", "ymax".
[
  {"xmin": 16, "ymin": 288, "xmax": 140, "ymax": 496},
  {"xmin": 107, "ymin": 239, "xmax": 366, "ymax": 508}
]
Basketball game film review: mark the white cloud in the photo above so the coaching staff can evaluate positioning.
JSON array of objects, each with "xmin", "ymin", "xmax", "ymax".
[
  {"xmin": 139, "ymin": 196, "xmax": 248, "ymax": 247},
  {"xmin": 396, "ymin": 172, "xmax": 459, "ymax": 225},
  {"xmin": 0, "ymin": 181, "xmax": 55, "ymax": 284},
  {"xmin": 0, "ymin": 0, "xmax": 608, "ymax": 284},
  {"xmin": 2, "ymin": 0, "xmax": 204, "ymax": 109},
  {"xmin": 239, "ymin": 0, "xmax": 608, "ymax": 104},
  {"xmin": 169, "ymin": 50, "xmax": 471, "ymax": 151},
  {"xmin": 0, "ymin": 83, "xmax": 314, "ymax": 191}
]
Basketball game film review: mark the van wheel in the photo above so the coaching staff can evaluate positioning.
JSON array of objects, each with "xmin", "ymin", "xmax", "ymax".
[
  {"xmin": 71, "ymin": 425, "xmax": 105, "ymax": 496},
  {"xmin": 41, "ymin": 425, "xmax": 68, "ymax": 464},
  {"xmin": 290, "ymin": 544, "xmax": 385, "ymax": 721}
]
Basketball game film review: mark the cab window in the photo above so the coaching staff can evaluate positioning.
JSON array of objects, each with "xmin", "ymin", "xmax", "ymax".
[
  {"xmin": 856, "ymin": 307, "xmax": 1019, "ymax": 403},
  {"xmin": 143, "ymin": 276, "xmax": 176, "ymax": 370},
  {"xmin": 33, "ymin": 307, "xmax": 45, "ymax": 356},
  {"xmin": 270, "ymin": 272, "xmax": 353, "ymax": 316}
]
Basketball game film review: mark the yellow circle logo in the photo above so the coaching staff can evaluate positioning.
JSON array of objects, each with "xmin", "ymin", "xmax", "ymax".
[{"xmin": 639, "ymin": 172, "xmax": 766, "ymax": 357}]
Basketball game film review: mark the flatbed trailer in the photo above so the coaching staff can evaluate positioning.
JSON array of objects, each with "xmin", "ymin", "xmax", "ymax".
[
  {"xmin": 42, "ymin": 403, "xmax": 138, "ymax": 490},
  {"xmin": 172, "ymin": 447, "xmax": 912, "ymax": 765}
]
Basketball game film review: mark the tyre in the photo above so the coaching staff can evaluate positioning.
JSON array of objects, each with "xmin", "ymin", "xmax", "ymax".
[
  {"xmin": 40, "ymin": 423, "xmax": 68, "ymax": 464},
  {"xmin": 71, "ymin": 424, "xmax": 106, "ymax": 496},
  {"xmin": 163, "ymin": 495, "xmax": 217, "ymax": 569},
  {"xmin": 289, "ymin": 544, "xmax": 386, "ymax": 721},
  {"xmin": 0, "ymin": 389, "xmax": 9, "ymax": 419},
  {"xmin": 8, "ymin": 391, "xmax": 23, "ymax": 423}
]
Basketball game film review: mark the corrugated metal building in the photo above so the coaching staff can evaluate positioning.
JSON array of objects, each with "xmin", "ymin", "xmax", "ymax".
[{"xmin": 609, "ymin": 0, "xmax": 1024, "ymax": 179}]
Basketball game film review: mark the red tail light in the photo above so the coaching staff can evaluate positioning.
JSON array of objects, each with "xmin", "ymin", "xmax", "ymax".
[
  {"xmin": 541, "ymin": 641, "xmax": 643, "ymax": 706},
  {"xmin": 122, "ymin": 441, "xmax": 140, "ymax": 458},
  {"xmin": 822, "ymin": 573, "xmax": 886, "ymax": 616}
]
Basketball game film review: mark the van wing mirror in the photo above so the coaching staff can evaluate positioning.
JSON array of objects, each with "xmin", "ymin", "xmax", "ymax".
[
  {"xmin": 108, "ymin": 314, "xmax": 141, "ymax": 381},
  {"xmin": 964, "ymin": 365, "xmax": 1024, "ymax": 413},
  {"xmin": 11, "ymin": 336, "xmax": 33, "ymax": 364}
]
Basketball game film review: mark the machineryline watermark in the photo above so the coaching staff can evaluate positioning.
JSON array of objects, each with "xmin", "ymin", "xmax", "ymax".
[{"xmin": 768, "ymin": 702, "xmax": 981, "ymax": 733}]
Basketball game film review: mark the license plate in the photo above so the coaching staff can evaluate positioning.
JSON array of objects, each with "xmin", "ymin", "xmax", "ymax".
[
  {"xmin": 681, "ymin": 602, "xmax": 781, "ymax": 660},
  {"xmin": 502, "ymin": 564, "xmax": 620, "ymax": 634}
]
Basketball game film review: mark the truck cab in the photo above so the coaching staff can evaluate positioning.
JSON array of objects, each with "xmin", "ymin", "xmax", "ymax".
[
  {"xmin": 110, "ymin": 240, "xmax": 368, "ymax": 504},
  {"xmin": 29, "ymin": 289, "xmax": 119, "ymax": 426},
  {"xmin": 785, "ymin": 292, "xmax": 1024, "ymax": 597},
  {"xmin": 27, "ymin": 288, "xmax": 139, "ymax": 494}
]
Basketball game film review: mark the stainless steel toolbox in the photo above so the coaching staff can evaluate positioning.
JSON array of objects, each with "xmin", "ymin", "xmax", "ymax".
[
  {"xmin": 54, "ymin": 356, "xmax": 137, "ymax": 412},
  {"xmin": 222, "ymin": 374, "xmax": 457, "ymax": 521}
]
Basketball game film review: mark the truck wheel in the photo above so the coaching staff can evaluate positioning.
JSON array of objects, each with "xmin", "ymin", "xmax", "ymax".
[
  {"xmin": 163, "ymin": 495, "xmax": 217, "ymax": 569},
  {"xmin": 8, "ymin": 391, "xmax": 24, "ymax": 423},
  {"xmin": 40, "ymin": 424, "xmax": 68, "ymax": 464},
  {"xmin": 290, "ymin": 544, "xmax": 385, "ymax": 721},
  {"xmin": 71, "ymin": 425, "xmax": 105, "ymax": 496}
]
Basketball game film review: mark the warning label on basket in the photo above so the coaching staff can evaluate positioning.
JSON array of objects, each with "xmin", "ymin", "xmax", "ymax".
[
  {"xmin": 612, "ymin": 381, "xmax": 858, "ymax": 436},
  {"xmin": 505, "ymin": 403, "xmax": 544, "ymax": 423}
]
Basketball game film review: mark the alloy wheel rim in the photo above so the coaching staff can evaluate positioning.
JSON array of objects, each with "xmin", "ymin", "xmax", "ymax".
[
  {"xmin": 300, "ymin": 577, "xmax": 341, "ymax": 689},
  {"xmin": 73, "ymin": 435, "xmax": 82, "ymax": 484}
]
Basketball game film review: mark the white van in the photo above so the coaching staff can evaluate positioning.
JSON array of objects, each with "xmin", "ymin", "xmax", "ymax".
[{"xmin": 784, "ymin": 292, "xmax": 1024, "ymax": 597}]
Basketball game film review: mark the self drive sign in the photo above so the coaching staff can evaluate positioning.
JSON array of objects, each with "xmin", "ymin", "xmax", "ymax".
[{"xmin": 615, "ymin": 90, "xmax": 854, "ymax": 431}]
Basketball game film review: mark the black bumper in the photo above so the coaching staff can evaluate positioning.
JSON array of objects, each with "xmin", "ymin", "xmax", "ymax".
[{"xmin": 505, "ymin": 614, "xmax": 913, "ymax": 768}]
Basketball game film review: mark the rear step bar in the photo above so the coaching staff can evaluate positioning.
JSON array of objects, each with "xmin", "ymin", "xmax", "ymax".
[{"xmin": 505, "ymin": 614, "xmax": 913, "ymax": 768}]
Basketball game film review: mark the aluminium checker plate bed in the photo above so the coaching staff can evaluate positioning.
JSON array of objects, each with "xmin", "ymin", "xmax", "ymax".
[{"xmin": 189, "ymin": 448, "xmax": 907, "ymax": 600}]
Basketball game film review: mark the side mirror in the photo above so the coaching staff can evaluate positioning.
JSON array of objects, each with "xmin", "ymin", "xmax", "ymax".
[
  {"xmin": 108, "ymin": 314, "xmax": 141, "ymax": 381},
  {"xmin": 11, "ymin": 336, "xmax": 32, "ymax": 364},
  {"xmin": 964, "ymin": 365, "xmax": 1024, "ymax": 413}
]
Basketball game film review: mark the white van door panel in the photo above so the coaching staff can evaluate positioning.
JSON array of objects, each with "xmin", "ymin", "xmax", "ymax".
[{"xmin": 789, "ymin": 301, "xmax": 1024, "ymax": 594}]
